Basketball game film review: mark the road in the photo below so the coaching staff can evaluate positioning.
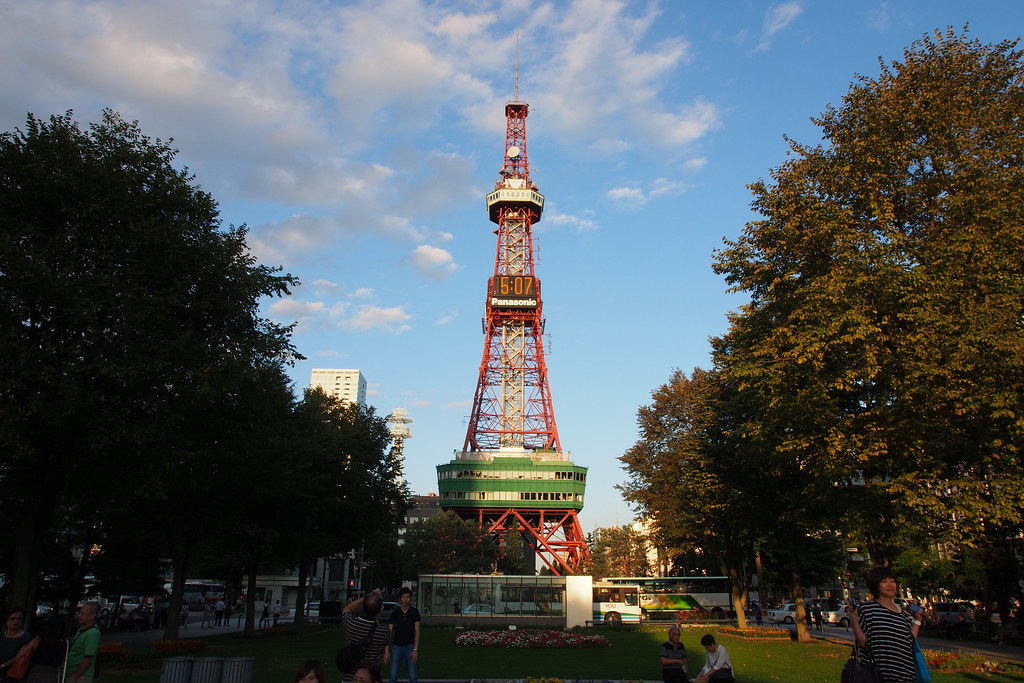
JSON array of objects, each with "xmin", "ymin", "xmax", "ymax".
[{"xmin": 780, "ymin": 622, "xmax": 1024, "ymax": 663}]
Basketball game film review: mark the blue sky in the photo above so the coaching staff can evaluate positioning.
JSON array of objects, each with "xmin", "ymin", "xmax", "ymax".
[{"xmin": 3, "ymin": 1, "xmax": 1021, "ymax": 533}]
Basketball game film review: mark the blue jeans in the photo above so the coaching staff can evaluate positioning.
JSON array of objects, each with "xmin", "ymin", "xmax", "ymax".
[{"xmin": 389, "ymin": 644, "xmax": 417, "ymax": 683}]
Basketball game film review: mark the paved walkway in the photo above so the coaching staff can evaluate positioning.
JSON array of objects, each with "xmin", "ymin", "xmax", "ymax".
[{"xmin": 809, "ymin": 624, "xmax": 1024, "ymax": 663}]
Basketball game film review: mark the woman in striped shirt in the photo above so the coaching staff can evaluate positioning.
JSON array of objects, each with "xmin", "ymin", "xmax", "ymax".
[{"xmin": 850, "ymin": 567, "xmax": 923, "ymax": 682}]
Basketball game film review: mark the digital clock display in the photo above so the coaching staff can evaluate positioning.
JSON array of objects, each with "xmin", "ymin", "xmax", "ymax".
[{"xmin": 491, "ymin": 275, "xmax": 539, "ymax": 308}]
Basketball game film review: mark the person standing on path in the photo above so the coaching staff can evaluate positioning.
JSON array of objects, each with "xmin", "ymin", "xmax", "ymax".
[
  {"xmin": 64, "ymin": 602, "xmax": 101, "ymax": 683},
  {"xmin": 850, "ymin": 566, "xmax": 922, "ymax": 683},
  {"xmin": 658, "ymin": 627, "xmax": 687, "ymax": 683},
  {"xmin": 387, "ymin": 588, "xmax": 420, "ymax": 683},
  {"xmin": 272, "ymin": 600, "xmax": 283, "ymax": 626}
]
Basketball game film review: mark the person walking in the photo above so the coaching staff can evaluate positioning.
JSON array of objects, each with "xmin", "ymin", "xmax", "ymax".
[
  {"xmin": 658, "ymin": 627, "xmax": 687, "ymax": 683},
  {"xmin": 272, "ymin": 600, "xmax": 283, "ymax": 627},
  {"xmin": 386, "ymin": 588, "xmax": 420, "ymax": 683}
]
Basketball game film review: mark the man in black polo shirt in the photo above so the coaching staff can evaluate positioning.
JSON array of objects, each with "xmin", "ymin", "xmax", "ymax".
[
  {"xmin": 386, "ymin": 587, "xmax": 421, "ymax": 683},
  {"xmin": 659, "ymin": 626, "xmax": 687, "ymax": 683}
]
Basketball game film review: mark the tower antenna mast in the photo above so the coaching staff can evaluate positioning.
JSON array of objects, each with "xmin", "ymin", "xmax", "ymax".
[{"xmin": 514, "ymin": 33, "xmax": 520, "ymax": 102}]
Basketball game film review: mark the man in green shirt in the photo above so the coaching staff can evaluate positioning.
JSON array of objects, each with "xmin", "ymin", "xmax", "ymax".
[{"xmin": 65, "ymin": 602, "xmax": 101, "ymax": 683}]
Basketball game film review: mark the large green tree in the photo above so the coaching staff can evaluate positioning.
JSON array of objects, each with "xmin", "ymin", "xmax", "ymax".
[
  {"xmin": 619, "ymin": 367, "xmax": 776, "ymax": 629},
  {"xmin": 0, "ymin": 111, "xmax": 298, "ymax": 612},
  {"xmin": 712, "ymin": 27, "xmax": 1024, "ymax": 602},
  {"xmin": 400, "ymin": 512, "xmax": 497, "ymax": 576}
]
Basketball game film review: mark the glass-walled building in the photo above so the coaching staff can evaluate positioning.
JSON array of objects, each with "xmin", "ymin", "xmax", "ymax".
[{"xmin": 417, "ymin": 574, "xmax": 595, "ymax": 627}]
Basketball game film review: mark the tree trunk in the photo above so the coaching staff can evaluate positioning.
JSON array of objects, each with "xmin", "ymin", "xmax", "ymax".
[
  {"xmin": 294, "ymin": 561, "xmax": 310, "ymax": 626},
  {"xmin": 243, "ymin": 551, "xmax": 262, "ymax": 637},
  {"xmin": 789, "ymin": 542, "xmax": 811, "ymax": 642},
  {"xmin": 720, "ymin": 549, "xmax": 749, "ymax": 628},
  {"xmin": 7, "ymin": 432, "xmax": 78, "ymax": 613},
  {"xmin": 162, "ymin": 545, "xmax": 192, "ymax": 641}
]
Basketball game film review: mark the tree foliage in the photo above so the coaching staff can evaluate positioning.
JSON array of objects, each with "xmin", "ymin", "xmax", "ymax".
[
  {"xmin": 0, "ymin": 109, "xmax": 300, "ymax": 611},
  {"xmin": 623, "ymin": 27, "xmax": 1024, "ymax": 621},
  {"xmin": 586, "ymin": 525, "xmax": 651, "ymax": 579},
  {"xmin": 400, "ymin": 512, "xmax": 497, "ymax": 575},
  {"xmin": 713, "ymin": 28, "xmax": 1024, "ymax": 554}
]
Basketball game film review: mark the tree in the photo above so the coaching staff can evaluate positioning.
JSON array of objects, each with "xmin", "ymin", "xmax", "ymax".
[
  {"xmin": 400, "ymin": 512, "xmax": 497, "ymax": 575},
  {"xmin": 619, "ymin": 367, "xmax": 767, "ymax": 628},
  {"xmin": 0, "ymin": 111, "xmax": 298, "ymax": 613},
  {"xmin": 711, "ymin": 27, "xmax": 1024, "ymax": 614},
  {"xmin": 586, "ymin": 525, "xmax": 651, "ymax": 579},
  {"xmin": 280, "ymin": 390, "xmax": 407, "ymax": 627}
]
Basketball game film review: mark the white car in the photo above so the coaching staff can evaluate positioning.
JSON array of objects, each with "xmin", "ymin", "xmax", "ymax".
[
  {"xmin": 822, "ymin": 606, "xmax": 853, "ymax": 627},
  {"xmin": 766, "ymin": 603, "xmax": 799, "ymax": 624}
]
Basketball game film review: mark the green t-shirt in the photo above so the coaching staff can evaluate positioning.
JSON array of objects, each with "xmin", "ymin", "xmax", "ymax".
[{"xmin": 66, "ymin": 625, "xmax": 101, "ymax": 678}]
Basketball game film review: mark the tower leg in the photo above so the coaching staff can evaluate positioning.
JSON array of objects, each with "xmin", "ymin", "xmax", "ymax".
[{"xmin": 456, "ymin": 507, "xmax": 590, "ymax": 576}]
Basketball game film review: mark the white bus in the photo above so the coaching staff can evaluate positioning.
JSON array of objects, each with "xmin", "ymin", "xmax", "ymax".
[
  {"xmin": 603, "ymin": 576, "xmax": 733, "ymax": 620},
  {"xmin": 592, "ymin": 582, "xmax": 643, "ymax": 625}
]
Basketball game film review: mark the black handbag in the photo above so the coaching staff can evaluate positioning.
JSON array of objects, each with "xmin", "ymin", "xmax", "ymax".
[
  {"xmin": 841, "ymin": 643, "xmax": 882, "ymax": 683},
  {"xmin": 335, "ymin": 621, "xmax": 378, "ymax": 674}
]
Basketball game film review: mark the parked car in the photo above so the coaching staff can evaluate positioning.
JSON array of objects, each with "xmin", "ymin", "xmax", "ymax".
[
  {"xmin": 766, "ymin": 603, "xmax": 800, "ymax": 624},
  {"xmin": 822, "ymin": 606, "xmax": 853, "ymax": 627},
  {"xmin": 381, "ymin": 601, "xmax": 400, "ymax": 622},
  {"xmin": 460, "ymin": 604, "xmax": 494, "ymax": 615},
  {"xmin": 306, "ymin": 602, "xmax": 320, "ymax": 619}
]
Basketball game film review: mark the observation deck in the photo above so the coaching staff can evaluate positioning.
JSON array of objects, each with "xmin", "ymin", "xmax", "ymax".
[
  {"xmin": 437, "ymin": 450, "xmax": 587, "ymax": 511},
  {"xmin": 486, "ymin": 178, "xmax": 544, "ymax": 224}
]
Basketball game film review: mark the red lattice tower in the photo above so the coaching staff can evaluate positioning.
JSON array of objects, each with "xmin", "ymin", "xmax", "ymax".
[{"xmin": 436, "ymin": 96, "xmax": 590, "ymax": 575}]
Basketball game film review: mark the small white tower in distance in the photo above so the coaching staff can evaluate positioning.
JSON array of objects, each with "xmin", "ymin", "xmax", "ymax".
[{"xmin": 387, "ymin": 408, "xmax": 413, "ymax": 484}]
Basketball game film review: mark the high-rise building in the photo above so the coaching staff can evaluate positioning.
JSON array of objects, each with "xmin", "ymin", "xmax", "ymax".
[{"xmin": 309, "ymin": 368, "xmax": 366, "ymax": 407}]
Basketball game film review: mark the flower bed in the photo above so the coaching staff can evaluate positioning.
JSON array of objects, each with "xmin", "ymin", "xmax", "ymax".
[
  {"xmin": 99, "ymin": 642, "xmax": 130, "ymax": 662},
  {"xmin": 923, "ymin": 648, "xmax": 1024, "ymax": 674},
  {"xmin": 454, "ymin": 629, "xmax": 610, "ymax": 648},
  {"xmin": 717, "ymin": 626, "xmax": 790, "ymax": 639},
  {"xmin": 151, "ymin": 639, "xmax": 207, "ymax": 655}
]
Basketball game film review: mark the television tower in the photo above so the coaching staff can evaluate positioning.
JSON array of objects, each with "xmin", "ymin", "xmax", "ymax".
[{"xmin": 436, "ymin": 74, "xmax": 589, "ymax": 575}]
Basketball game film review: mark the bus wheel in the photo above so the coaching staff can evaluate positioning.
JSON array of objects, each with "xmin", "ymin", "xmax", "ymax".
[
  {"xmin": 640, "ymin": 609, "xmax": 649, "ymax": 623},
  {"xmin": 605, "ymin": 612, "xmax": 622, "ymax": 626}
]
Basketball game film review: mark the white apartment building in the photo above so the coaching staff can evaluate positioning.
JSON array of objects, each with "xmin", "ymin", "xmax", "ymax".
[{"xmin": 310, "ymin": 368, "xmax": 367, "ymax": 407}]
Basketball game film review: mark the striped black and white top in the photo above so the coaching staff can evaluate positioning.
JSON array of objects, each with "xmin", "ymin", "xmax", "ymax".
[{"xmin": 857, "ymin": 601, "xmax": 916, "ymax": 682}]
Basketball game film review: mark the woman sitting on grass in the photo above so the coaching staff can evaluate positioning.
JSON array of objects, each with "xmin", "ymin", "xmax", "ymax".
[{"xmin": 693, "ymin": 634, "xmax": 734, "ymax": 683}]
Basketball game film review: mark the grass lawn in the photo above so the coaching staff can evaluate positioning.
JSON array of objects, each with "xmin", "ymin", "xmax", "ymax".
[{"xmin": 102, "ymin": 624, "xmax": 1024, "ymax": 683}]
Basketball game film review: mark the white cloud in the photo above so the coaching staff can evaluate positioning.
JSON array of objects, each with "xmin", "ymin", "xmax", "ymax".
[
  {"xmin": 342, "ymin": 305, "xmax": 412, "ymax": 332},
  {"xmin": 409, "ymin": 245, "xmax": 457, "ymax": 279},
  {"xmin": 756, "ymin": 2, "xmax": 804, "ymax": 51},
  {"xmin": 312, "ymin": 279, "xmax": 343, "ymax": 296},
  {"xmin": 682, "ymin": 157, "xmax": 708, "ymax": 173},
  {"xmin": 547, "ymin": 212, "xmax": 598, "ymax": 233},
  {"xmin": 607, "ymin": 186, "xmax": 646, "ymax": 206},
  {"xmin": 607, "ymin": 178, "xmax": 688, "ymax": 207},
  {"xmin": 0, "ymin": 0, "xmax": 721, "ymax": 279},
  {"xmin": 764, "ymin": 2, "xmax": 804, "ymax": 36}
]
